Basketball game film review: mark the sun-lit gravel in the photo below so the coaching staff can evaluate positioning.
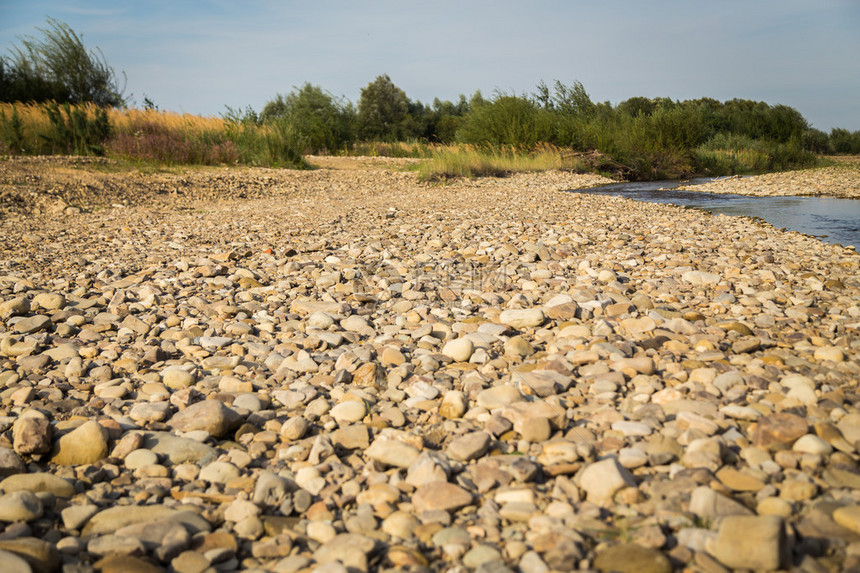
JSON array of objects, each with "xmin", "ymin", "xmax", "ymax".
[{"xmin": 0, "ymin": 156, "xmax": 858, "ymax": 572}]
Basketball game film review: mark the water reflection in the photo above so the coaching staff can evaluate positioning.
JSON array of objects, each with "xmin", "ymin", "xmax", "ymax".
[{"xmin": 574, "ymin": 180, "xmax": 860, "ymax": 248}]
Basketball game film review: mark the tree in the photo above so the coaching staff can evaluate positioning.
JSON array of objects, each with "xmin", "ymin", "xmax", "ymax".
[
  {"xmin": 617, "ymin": 96, "xmax": 655, "ymax": 118},
  {"xmin": 261, "ymin": 84, "xmax": 356, "ymax": 152},
  {"xmin": 357, "ymin": 74, "xmax": 409, "ymax": 141},
  {"xmin": 1, "ymin": 18, "xmax": 126, "ymax": 106}
]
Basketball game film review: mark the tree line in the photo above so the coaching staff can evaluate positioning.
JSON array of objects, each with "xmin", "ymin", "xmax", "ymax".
[{"xmin": 2, "ymin": 19, "xmax": 860, "ymax": 178}]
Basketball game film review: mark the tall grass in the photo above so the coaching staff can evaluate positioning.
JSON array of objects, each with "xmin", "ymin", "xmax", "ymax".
[
  {"xmin": 348, "ymin": 139, "xmax": 434, "ymax": 158},
  {"xmin": 417, "ymin": 144, "xmax": 592, "ymax": 181},
  {"xmin": 0, "ymin": 101, "xmax": 308, "ymax": 168}
]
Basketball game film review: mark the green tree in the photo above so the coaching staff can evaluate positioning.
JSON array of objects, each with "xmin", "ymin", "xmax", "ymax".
[
  {"xmin": 829, "ymin": 128, "xmax": 860, "ymax": 154},
  {"xmin": 617, "ymin": 96, "xmax": 656, "ymax": 117},
  {"xmin": 1, "ymin": 18, "xmax": 125, "ymax": 106},
  {"xmin": 801, "ymin": 128, "xmax": 829, "ymax": 154},
  {"xmin": 261, "ymin": 83, "xmax": 355, "ymax": 152},
  {"xmin": 426, "ymin": 96, "xmax": 469, "ymax": 143},
  {"xmin": 358, "ymin": 74, "xmax": 409, "ymax": 141}
]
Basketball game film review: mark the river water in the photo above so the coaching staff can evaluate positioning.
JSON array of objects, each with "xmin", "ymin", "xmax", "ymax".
[{"xmin": 573, "ymin": 179, "xmax": 860, "ymax": 248}]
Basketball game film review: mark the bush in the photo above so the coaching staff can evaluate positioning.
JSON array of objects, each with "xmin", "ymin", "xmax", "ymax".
[
  {"xmin": 694, "ymin": 133, "xmax": 817, "ymax": 175},
  {"xmin": 417, "ymin": 143, "xmax": 593, "ymax": 181},
  {"xmin": 829, "ymin": 128, "xmax": 860, "ymax": 154},
  {"xmin": 456, "ymin": 95, "xmax": 553, "ymax": 148},
  {"xmin": 260, "ymin": 84, "xmax": 356, "ymax": 153},
  {"xmin": 801, "ymin": 128, "xmax": 830, "ymax": 154},
  {"xmin": 0, "ymin": 101, "xmax": 109, "ymax": 155}
]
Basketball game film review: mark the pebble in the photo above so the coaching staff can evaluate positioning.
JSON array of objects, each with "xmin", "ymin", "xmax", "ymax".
[
  {"xmin": 161, "ymin": 366, "xmax": 195, "ymax": 389},
  {"xmin": 446, "ymin": 431, "xmax": 491, "ymax": 461},
  {"xmin": 593, "ymin": 543, "xmax": 672, "ymax": 573},
  {"xmin": 50, "ymin": 420, "xmax": 109, "ymax": 466},
  {"xmin": 793, "ymin": 434, "xmax": 833, "ymax": 456},
  {"xmin": 499, "ymin": 308, "xmax": 545, "ymax": 329},
  {"xmin": 0, "ymin": 157, "xmax": 857, "ymax": 571},
  {"xmin": 0, "ymin": 491, "xmax": 43, "ymax": 522},
  {"xmin": 707, "ymin": 515, "xmax": 786, "ymax": 570},
  {"xmin": 366, "ymin": 438, "xmax": 420, "ymax": 468},
  {"xmin": 578, "ymin": 457, "xmax": 636, "ymax": 505},
  {"xmin": 330, "ymin": 400, "xmax": 367, "ymax": 424},
  {"xmin": 0, "ymin": 549, "xmax": 32, "ymax": 573},
  {"xmin": 168, "ymin": 400, "xmax": 242, "ymax": 438},
  {"xmin": 412, "ymin": 482, "xmax": 473, "ymax": 513}
]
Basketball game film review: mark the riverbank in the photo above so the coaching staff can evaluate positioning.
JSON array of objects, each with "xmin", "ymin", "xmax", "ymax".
[
  {"xmin": 678, "ymin": 159, "xmax": 860, "ymax": 199},
  {"xmin": 0, "ymin": 157, "xmax": 859, "ymax": 572}
]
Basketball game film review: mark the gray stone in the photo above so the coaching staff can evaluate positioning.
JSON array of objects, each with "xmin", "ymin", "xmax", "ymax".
[{"xmin": 142, "ymin": 431, "xmax": 217, "ymax": 464}]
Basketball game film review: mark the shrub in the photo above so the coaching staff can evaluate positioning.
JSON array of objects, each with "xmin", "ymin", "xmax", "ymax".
[
  {"xmin": 261, "ymin": 84, "xmax": 356, "ymax": 153},
  {"xmin": 801, "ymin": 128, "xmax": 829, "ymax": 154},
  {"xmin": 694, "ymin": 133, "xmax": 817, "ymax": 175},
  {"xmin": 349, "ymin": 140, "xmax": 431, "ymax": 158},
  {"xmin": 417, "ymin": 143, "xmax": 592, "ymax": 181},
  {"xmin": 105, "ymin": 123, "xmax": 239, "ymax": 165},
  {"xmin": 457, "ymin": 95, "xmax": 553, "ymax": 148},
  {"xmin": 829, "ymin": 128, "xmax": 860, "ymax": 154}
]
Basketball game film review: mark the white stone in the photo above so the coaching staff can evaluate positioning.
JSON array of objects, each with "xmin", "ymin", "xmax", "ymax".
[
  {"xmin": 499, "ymin": 308, "xmax": 546, "ymax": 329},
  {"xmin": 442, "ymin": 338, "xmax": 474, "ymax": 362},
  {"xmin": 578, "ymin": 457, "xmax": 636, "ymax": 505}
]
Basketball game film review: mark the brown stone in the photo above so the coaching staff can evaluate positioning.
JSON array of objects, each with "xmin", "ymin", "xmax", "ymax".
[
  {"xmin": 753, "ymin": 413, "xmax": 808, "ymax": 451},
  {"xmin": 412, "ymin": 482, "xmax": 473, "ymax": 513}
]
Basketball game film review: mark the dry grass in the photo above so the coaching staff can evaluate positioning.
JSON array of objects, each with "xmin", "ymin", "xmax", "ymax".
[
  {"xmin": 0, "ymin": 102, "xmax": 226, "ymax": 135},
  {"xmin": 107, "ymin": 107, "xmax": 226, "ymax": 135}
]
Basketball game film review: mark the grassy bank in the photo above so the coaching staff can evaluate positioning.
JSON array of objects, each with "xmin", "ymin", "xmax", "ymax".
[
  {"xmin": 0, "ymin": 102, "xmax": 308, "ymax": 168},
  {"xmin": 0, "ymin": 99, "xmax": 827, "ymax": 179}
]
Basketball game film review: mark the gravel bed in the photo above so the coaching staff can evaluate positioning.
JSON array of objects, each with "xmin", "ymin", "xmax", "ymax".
[{"xmin": 0, "ymin": 157, "xmax": 858, "ymax": 572}]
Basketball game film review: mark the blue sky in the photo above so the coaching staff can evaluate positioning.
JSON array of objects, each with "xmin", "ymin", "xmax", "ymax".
[{"xmin": 1, "ymin": 1, "xmax": 858, "ymax": 130}]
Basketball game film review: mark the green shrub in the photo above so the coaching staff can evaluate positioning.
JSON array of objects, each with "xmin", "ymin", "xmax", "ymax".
[
  {"xmin": 829, "ymin": 128, "xmax": 860, "ymax": 154},
  {"xmin": 349, "ymin": 140, "xmax": 432, "ymax": 158},
  {"xmin": 694, "ymin": 133, "xmax": 817, "ymax": 175},
  {"xmin": 801, "ymin": 128, "xmax": 830, "ymax": 154},
  {"xmin": 456, "ymin": 95, "xmax": 553, "ymax": 148},
  {"xmin": 417, "ymin": 144, "xmax": 592, "ymax": 181},
  {"xmin": 261, "ymin": 84, "xmax": 356, "ymax": 153}
]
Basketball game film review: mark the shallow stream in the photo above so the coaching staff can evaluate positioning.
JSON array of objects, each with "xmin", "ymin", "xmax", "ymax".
[{"xmin": 574, "ymin": 179, "xmax": 860, "ymax": 248}]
